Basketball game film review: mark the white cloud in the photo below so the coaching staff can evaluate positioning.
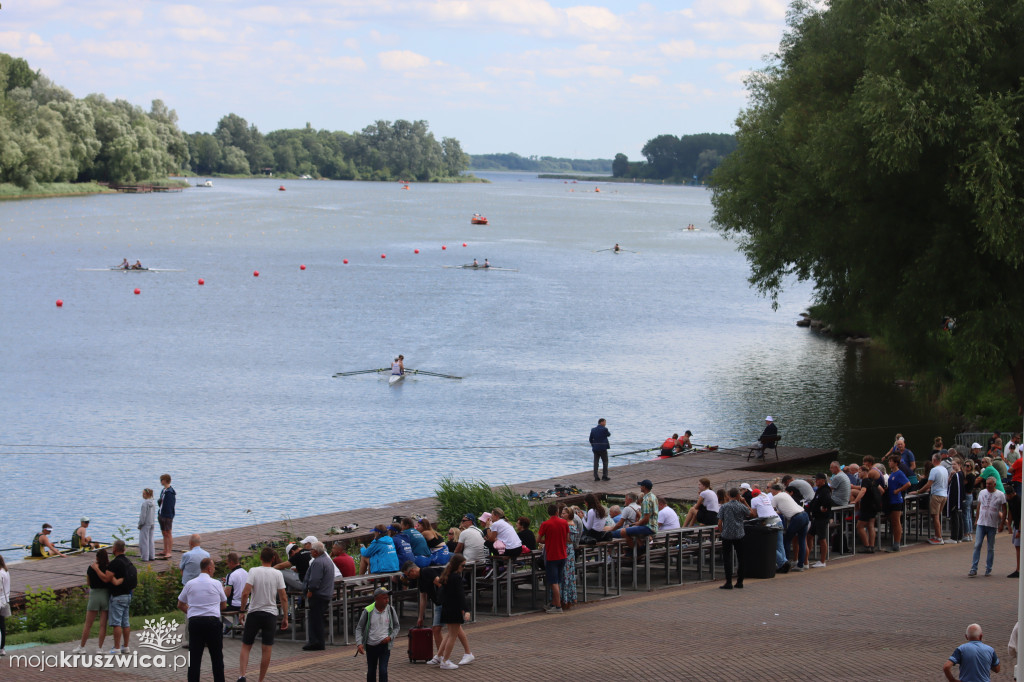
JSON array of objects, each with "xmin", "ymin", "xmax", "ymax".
[
  {"xmin": 245, "ymin": 6, "xmax": 315, "ymax": 25},
  {"xmin": 544, "ymin": 65, "xmax": 622, "ymax": 80},
  {"xmin": 628, "ymin": 74, "xmax": 660, "ymax": 88},
  {"xmin": 78, "ymin": 39, "xmax": 152, "ymax": 60},
  {"xmin": 378, "ymin": 50, "xmax": 434, "ymax": 70},
  {"xmin": 565, "ymin": 6, "xmax": 622, "ymax": 33},
  {"xmin": 659, "ymin": 39, "xmax": 702, "ymax": 59},
  {"xmin": 160, "ymin": 5, "xmax": 215, "ymax": 27},
  {"xmin": 343, "ymin": 38, "xmax": 360, "ymax": 51},
  {"xmin": 316, "ymin": 56, "xmax": 367, "ymax": 72}
]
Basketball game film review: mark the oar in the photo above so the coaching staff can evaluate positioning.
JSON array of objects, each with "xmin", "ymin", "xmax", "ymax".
[
  {"xmin": 593, "ymin": 248, "xmax": 612, "ymax": 252},
  {"xmin": 332, "ymin": 368, "xmax": 389, "ymax": 377},
  {"xmin": 407, "ymin": 369, "xmax": 463, "ymax": 380},
  {"xmin": 610, "ymin": 446, "xmax": 659, "ymax": 458}
]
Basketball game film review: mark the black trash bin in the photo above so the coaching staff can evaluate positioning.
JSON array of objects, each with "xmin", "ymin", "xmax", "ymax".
[{"xmin": 740, "ymin": 521, "xmax": 780, "ymax": 579}]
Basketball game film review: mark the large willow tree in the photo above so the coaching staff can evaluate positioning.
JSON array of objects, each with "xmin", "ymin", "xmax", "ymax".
[{"xmin": 712, "ymin": 0, "xmax": 1024, "ymax": 414}]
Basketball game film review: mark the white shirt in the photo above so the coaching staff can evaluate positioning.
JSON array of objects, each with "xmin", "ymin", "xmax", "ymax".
[
  {"xmin": 0, "ymin": 568, "xmax": 9, "ymax": 607},
  {"xmin": 771, "ymin": 491, "xmax": 804, "ymax": 521},
  {"xmin": 225, "ymin": 566, "xmax": 248, "ymax": 607},
  {"xmin": 698, "ymin": 489, "xmax": 720, "ymax": 512},
  {"xmin": 367, "ymin": 605, "xmax": 393, "ymax": 645},
  {"xmin": 245, "ymin": 566, "xmax": 286, "ymax": 616},
  {"xmin": 178, "ymin": 573, "xmax": 227, "ymax": 619},
  {"xmin": 458, "ymin": 525, "xmax": 488, "ymax": 564},
  {"xmin": 657, "ymin": 506, "xmax": 680, "ymax": 530},
  {"xmin": 1006, "ymin": 442, "xmax": 1020, "ymax": 463},
  {"xmin": 489, "ymin": 518, "xmax": 522, "ymax": 549},
  {"xmin": 750, "ymin": 493, "xmax": 777, "ymax": 519},
  {"xmin": 977, "ymin": 489, "xmax": 1006, "ymax": 528},
  {"xmin": 584, "ymin": 508, "xmax": 607, "ymax": 532}
]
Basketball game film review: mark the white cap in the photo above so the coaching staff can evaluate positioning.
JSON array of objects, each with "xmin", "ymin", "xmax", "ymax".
[
  {"xmin": 765, "ymin": 416, "xmax": 774, "ymax": 422},
  {"xmin": 285, "ymin": 543, "xmax": 296, "ymax": 555},
  {"xmin": 739, "ymin": 483, "xmax": 752, "ymax": 491},
  {"xmin": 301, "ymin": 535, "xmax": 318, "ymax": 546},
  {"xmin": 971, "ymin": 442, "xmax": 982, "ymax": 449}
]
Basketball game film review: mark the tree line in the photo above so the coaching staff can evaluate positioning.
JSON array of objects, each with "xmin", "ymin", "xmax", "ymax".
[
  {"xmin": 612, "ymin": 133, "xmax": 737, "ymax": 182},
  {"xmin": 0, "ymin": 53, "xmax": 470, "ymax": 187},
  {"xmin": 469, "ymin": 152, "xmax": 611, "ymax": 173},
  {"xmin": 711, "ymin": 0, "xmax": 1024, "ymax": 423}
]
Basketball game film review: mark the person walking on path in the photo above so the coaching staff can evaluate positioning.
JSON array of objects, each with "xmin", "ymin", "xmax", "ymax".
[
  {"xmin": 401, "ymin": 561, "xmax": 474, "ymax": 666},
  {"xmin": 72, "ymin": 548, "xmax": 113, "ymax": 654},
  {"xmin": 137, "ymin": 488, "xmax": 157, "ymax": 561},
  {"xmin": 301, "ymin": 541, "xmax": 333, "ymax": 651},
  {"xmin": 0, "ymin": 555, "xmax": 9, "ymax": 657},
  {"xmin": 237, "ymin": 547, "xmax": 288, "ymax": 682},
  {"xmin": 177, "ymin": 557, "xmax": 227, "ymax": 682},
  {"xmin": 436, "ymin": 554, "xmax": 471, "ymax": 670},
  {"xmin": 356, "ymin": 587, "xmax": 400, "ymax": 681},
  {"xmin": 717, "ymin": 487, "xmax": 753, "ymax": 589},
  {"xmin": 157, "ymin": 473, "xmax": 176, "ymax": 560},
  {"xmin": 589, "ymin": 418, "xmax": 611, "ymax": 481},
  {"xmin": 970, "ymin": 477, "xmax": 1006, "ymax": 577},
  {"xmin": 537, "ymin": 503, "xmax": 569, "ymax": 614},
  {"xmin": 943, "ymin": 623, "xmax": 1000, "ymax": 681}
]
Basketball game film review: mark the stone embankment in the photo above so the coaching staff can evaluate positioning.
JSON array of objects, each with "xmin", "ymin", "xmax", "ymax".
[{"xmin": 796, "ymin": 311, "xmax": 871, "ymax": 346}]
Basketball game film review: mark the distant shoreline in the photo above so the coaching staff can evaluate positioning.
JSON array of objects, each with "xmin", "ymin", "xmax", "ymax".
[{"xmin": 536, "ymin": 173, "xmax": 704, "ymax": 186}]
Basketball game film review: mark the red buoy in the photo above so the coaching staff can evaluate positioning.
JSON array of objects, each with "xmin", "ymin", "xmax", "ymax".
[
  {"xmin": 253, "ymin": 270, "xmax": 259, "ymax": 277},
  {"xmin": 462, "ymin": 242, "xmax": 467, "ymax": 247},
  {"xmin": 343, "ymin": 259, "xmax": 349, "ymax": 264},
  {"xmin": 56, "ymin": 299, "xmax": 63, "ymax": 307},
  {"xmin": 198, "ymin": 278, "xmax": 205, "ymax": 286},
  {"xmin": 381, "ymin": 254, "xmax": 386, "ymax": 259},
  {"xmin": 300, "ymin": 264, "xmax": 306, "ymax": 270},
  {"xmin": 442, "ymin": 245, "xmax": 447, "ymax": 250},
  {"xmin": 134, "ymin": 288, "xmax": 140, "ymax": 295},
  {"xmin": 414, "ymin": 249, "xmax": 419, "ymax": 254}
]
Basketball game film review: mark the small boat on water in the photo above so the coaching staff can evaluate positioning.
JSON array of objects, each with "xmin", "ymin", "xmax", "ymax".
[
  {"xmin": 389, "ymin": 373, "xmax": 404, "ymax": 386},
  {"xmin": 471, "ymin": 213, "xmax": 488, "ymax": 225},
  {"xmin": 443, "ymin": 264, "xmax": 518, "ymax": 272}
]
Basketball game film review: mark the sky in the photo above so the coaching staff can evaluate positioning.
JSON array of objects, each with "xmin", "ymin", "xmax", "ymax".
[{"xmin": 0, "ymin": 0, "xmax": 793, "ymax": 159}]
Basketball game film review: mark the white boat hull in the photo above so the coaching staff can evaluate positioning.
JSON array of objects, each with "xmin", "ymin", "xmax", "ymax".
[{"xmin": 389, "ymin": 374, "xmax": 404, "ymax": 386}]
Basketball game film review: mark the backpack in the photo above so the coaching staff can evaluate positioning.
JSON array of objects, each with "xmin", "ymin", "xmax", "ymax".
[{"xmin": 120, "ymin": 556, "xmax": 138, "ymax": 591}]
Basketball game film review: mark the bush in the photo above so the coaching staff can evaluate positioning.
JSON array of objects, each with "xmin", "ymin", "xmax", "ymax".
[
  {"xmin": 21, "ymin": 586, "xmax": 88, "ymax": 632},
  {"xmin": 131, "ymin": 564, "xmax": 183, "ymax": 617},
  {"xmin": 434, "ymin": 477, "xmax": 536, "ymax": 531}
]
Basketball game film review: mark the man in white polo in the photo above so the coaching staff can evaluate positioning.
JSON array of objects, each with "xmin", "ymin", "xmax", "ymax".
[{"xmin": 178, "ymin": 557, "xmax": 227, "ymax": 682}]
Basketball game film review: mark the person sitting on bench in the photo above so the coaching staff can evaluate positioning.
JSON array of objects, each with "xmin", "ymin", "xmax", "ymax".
[{"xmin": 753, "ymin": 416, "xmax": 779, "ymax": 458}]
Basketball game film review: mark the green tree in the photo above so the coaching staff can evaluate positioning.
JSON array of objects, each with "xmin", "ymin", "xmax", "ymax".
[
  {"xmin": 612, "ymin": 153, "xmax": 629, "ymax": 177},
  {"xmin": 711, "ymin": 0, "xmax": 1024, "ymax": 415}
]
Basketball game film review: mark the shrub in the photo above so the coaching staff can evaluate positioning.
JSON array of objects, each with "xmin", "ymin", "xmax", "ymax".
[
  {"xmin": 22, "ymin": 586, "xmax": 87, "ymax": 631},
  {"xmin": 434, "ymin": 477, "xmax": 535, "ymax": 531}
]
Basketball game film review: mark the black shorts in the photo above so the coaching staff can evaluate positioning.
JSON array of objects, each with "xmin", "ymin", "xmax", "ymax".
[
  {"xmin": 242, "ymin": 611, "xmax": 278, "ymax": 647},
  {"xmin": 887, "ymin": 502, "xmax": 905, "ymax": 514},
  {"xmin": 810, "ymin": 518, "xmax": 829, "ymax": 537},
  {"xmin": 857, "ymin": 510, "xmax": 877, "ymax": 522},
  {"xmin": 696, "ymin": 508, "xmax": 718, "ymax": 526},
  {"xmin": 158, "ymin": 516, "xmax": 173, "ymax": 533}
]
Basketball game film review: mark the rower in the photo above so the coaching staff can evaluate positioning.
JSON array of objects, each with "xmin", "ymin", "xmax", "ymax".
[
  {"xmin": 674, "ymin": 430, "xmax": 693, "ymax": 452},
  {"xmin": 613, "ymin": 243, "xmax": 620, "ymax": 252},
  {"xmin": 391, "ymin": 355, "xmax": 405, "ymax": 376},
  {"xmin": 119, "ymin": 258, "xmax": 129, "ymax": 269},
  {"xmin": 483, "ymin": 259, "xmax": 490, "ymax": 268},
  {"xmin": 131, "ymin": 260, "xmax": 143, "ymax": 270},
  {"xmin": 31, "ymin": 523, "xmax": 65, "ymax": 558},
  {"xmin": 660, "ymin": 434, "xmax": 678, "ymax": 457},
  {"xmin": 71, "ymin": 517, "xmax": 95, "ymax": 550},
  {"xmin": 472, "ymin": 259, "xmax": 479, "ymax": 268}
]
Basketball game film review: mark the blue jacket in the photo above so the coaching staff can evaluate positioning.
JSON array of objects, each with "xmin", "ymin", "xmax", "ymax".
[
  {"xmin": 360, "ymin": 536, "xmax": 399, "ymax": 573},
  {"xmin": 589, "ymin": 425, "xmax": 610, "ymax": 452},
  {"xmin": 392, "ymin": 533, "xmax": 416, "ymax": 567},
  {"xmin": 158, "ymin": 486, "xmax": 176, "ymax": 519}
]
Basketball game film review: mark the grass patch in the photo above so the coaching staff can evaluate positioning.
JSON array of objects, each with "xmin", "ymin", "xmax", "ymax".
[
  {"xmin": 0, "ymin": 182, "xmax": 111, "ymax": 198},
  {"xmin": 6, "ymin": 610, "xmax": 185, "ymax": 646}
]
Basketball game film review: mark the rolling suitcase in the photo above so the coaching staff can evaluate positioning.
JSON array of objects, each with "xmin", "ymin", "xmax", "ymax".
[{"xmin": 407, "ymin": 625, "xmax": 433, "ymax": 663}]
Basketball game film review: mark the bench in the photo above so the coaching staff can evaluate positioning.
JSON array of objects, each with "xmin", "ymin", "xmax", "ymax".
[{"xmin": 747, "ymin": 434, "xmax": 781, "ymax": 461}]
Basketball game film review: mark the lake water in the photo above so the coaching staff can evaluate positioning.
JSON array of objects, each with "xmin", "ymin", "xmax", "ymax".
[{"xmin": 0, "ymin": 173, "xmax": 944, "ymax": 559}]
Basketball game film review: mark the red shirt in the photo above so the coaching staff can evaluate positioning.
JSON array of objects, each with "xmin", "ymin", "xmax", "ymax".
[
  {"xmin": 1012, "ymin": 458, "xmax": 1023, "ymax": 484},
  {"xmin": 537, "ymin": 517, "xmax": 569, "ymax": 561},
  {"xmin": 332, "ymin": 553, "xmax": 356, "ymax": 577},
  {"xmin": 662, "ymin": 438, "xmax": 676, "ymax": 450}
]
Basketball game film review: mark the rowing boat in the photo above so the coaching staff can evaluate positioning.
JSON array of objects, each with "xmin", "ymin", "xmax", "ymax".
[
  {"xmin": 23, "ymin": 543, "xmax": 111, "ymax": 560},
  {"xmin": 442, "ymin": 265, "xmax": 518, "ymax": 272},
  {"xmin": 389, "ymin": 373, "xmax": 404, "ymax": 386},
  {"xmin": 77, "ymin": 268, "xmax": 185, "ymax": 272}
]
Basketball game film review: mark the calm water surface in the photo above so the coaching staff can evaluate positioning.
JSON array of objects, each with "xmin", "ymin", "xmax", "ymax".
[{"xmin": 0, "ymin": 173, "xmax": 944, "ymax": 559}]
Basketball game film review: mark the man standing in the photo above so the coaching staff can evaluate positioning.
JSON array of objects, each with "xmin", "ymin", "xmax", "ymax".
[
  {"xmin": 302, "ymin": 541, "xmax": 334, "ymax": 651},
  {"xmin": 943, "ymin": 623, "xmax": 1000, "ymax": 681},
  {"xmin": 754, "ymin": 416, "xmax": 778, "ymax": 458},
  {"xmin": 772, "ymin": 483, "xmax": 810, "ymax": 571},
  {"xmin": 969, "ymin": 477, "xmax": 1006, "ymax": 577},
  {"xmin": 537, "ymin": 503, "xmax": 570, "ymax": 614},
  {"xmin": 177, "ymin": 557, "xmax": 227, "ymax": 682},
  {"xmin": 356, "ymin": 587, "xmax": 400, "ymax": 682},
  {"xmin": 915, "ymin": 453, "xmax": 950, "ymax": 544},
  {"xmin": 157, "ymin": 474, "xmax": 176, "ymax": 560},
  {"xmin": 589, "ymin": 418, "xmax": 611, "ymax": 481},
  {"xmin": 807, "ymin": 473, "xmax": 834, "ymax": 568},
  {"xmin": 237, "ymin": 547, "xmax": 288, "ymax": 682},
  {"xmin": 180, "ymin": 534, "xmax": 210, "ymax": 586},
  {"xmin": 107, "ymin": 540, "xmax": 135, "ymax": 654},
  {"xmin": 828, "ymin": 461, "xmax": 852, "ymax": 506},
  {"xmin": 717, "ymin": 488, "xmax": 753, "ymax": 589}
]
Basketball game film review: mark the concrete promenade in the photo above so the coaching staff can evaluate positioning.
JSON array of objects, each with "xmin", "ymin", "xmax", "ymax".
[{"xmin": 4, "ymin": 538, "xmax": 1019, "ymax": 680}]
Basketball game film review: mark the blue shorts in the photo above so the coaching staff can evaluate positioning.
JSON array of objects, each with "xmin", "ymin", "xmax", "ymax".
[
  {"xmin": 432, "ymin": 604, "xmax": 443, "ymax": 627},
  {"xmin": 625, "ymin": 525, "xmax": 655, "ymax": 537},
  {"xmin": 545, "ymin": 558, "xmax": 565, "ymax": 586},
  {"xmin": 108, "ymin": 594, "xmax": 131, "ymax": 627}
]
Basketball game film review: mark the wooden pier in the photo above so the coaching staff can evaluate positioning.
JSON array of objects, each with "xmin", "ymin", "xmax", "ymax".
[{"xmin": 7, "ymin": 444, "xmax": 835, "ymax": 602}]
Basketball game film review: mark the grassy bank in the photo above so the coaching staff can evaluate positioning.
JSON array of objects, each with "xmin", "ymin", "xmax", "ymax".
[{"xmin": 0, "ymin": 182, "xmax": 112, "ymax": 199}]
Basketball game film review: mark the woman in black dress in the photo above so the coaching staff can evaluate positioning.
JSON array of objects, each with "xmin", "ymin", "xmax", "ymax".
[{"xmin": 435, "ymin": 553, "xmax": 470, "ymax": 670}]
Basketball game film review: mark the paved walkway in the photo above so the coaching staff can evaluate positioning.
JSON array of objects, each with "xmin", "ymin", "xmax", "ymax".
[{"xmin": 5, "ymin": 538, "xmax": 1019, "ymax": 680}]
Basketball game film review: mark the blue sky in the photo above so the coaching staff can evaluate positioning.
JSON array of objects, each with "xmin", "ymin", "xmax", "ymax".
[{"xmin": 0, "ymin": 0, "xmax": 792, "ymax": 159}]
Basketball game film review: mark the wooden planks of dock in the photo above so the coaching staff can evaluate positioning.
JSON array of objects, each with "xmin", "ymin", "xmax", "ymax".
[{"xmin": 7, "ymin": 444, "xmax": 835, "ymax": 602}]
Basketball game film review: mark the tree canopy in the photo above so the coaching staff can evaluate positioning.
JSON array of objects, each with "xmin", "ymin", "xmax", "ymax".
[
  {"xmin": 711, "ymin": 0, "xmax": 1024, "ymax": 417},
  {"xmin": 613, "ymin": 133, "xmax": 736, "ymax": 182},
  {"xmin": 469, "ymin": 152, "xmax": 611, "ymax": 173}
]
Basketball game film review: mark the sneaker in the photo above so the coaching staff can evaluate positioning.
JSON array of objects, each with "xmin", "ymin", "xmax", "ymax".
[
  {"xmin": 791, "ymin": 565, "xmax": 806, "ymax": 572},
  {"xmin": 984, "ymin": 570, "xmax": 992, "ymax": 577},
  {"xmin": 426, "ymin": 656, "xmax": 442, "ymax": 666},
  {"xmin": 237, "ymin": 677, "xmax": 247, "ymax": 682},
  {"xmin": 602, "ymin": 476, "xmax": 610, "ymax": 481},
  {"xmin": 927, "ymin": 537, "xmax": 943, "ymax": 545},
  {"xmin": 719, "ymin": 583, "xmax": 732, "ymax": 589},
  {"xmin": 96, "ymin": 647, "xmax": 105, "ymax": 655},
  {"xmin": 1009, "ymin": 571, "xmax": 1021, "ymax": 578},
  {"xmin": 776, "ymin": 562, "xmax": 791, "ymax": 574},
  {"xmin": 458, "ymin": 653, "xmax": 475, "ymax": 665},
  {"xmin": 0, "ymin": 649, "xmax": 5, "ymax": 657},
  {"xmin": 72, "ymin": 645, "xmax": 86, "ymax": 654},
  {"xmin": 968, "ymin": 570, "xmax": 977, "ymax": 577},
  {"xmin": 108, "ymin": 649, "xmax": 120, "ymax": 655},
  {"xmin": 121, "ymin": 647, "xmax": 131, "ymax": 654},
  {"xmin": 545, "ymin": 606, "xmax": 563, "ymax": 614},
  {"xmin": 884, "ymin": 545, "xmax": 901, "ymax": 553},
  {"xmin": 810, "ymin": 561, "xmax": 826, "ymax": 568},
  {"xmin": 440, "ymin": 660, "xmax": 459, "ymax": 670}
]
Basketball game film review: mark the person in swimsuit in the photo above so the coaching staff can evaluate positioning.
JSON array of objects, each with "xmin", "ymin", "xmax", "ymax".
[
  {"xmin": 119, "ymin": 258, "xmax": 129, "ymax": 270},
  {"xmin": 483, "ymin": 259, "xmax": 490, "ymax": 268},
  {"xmin": 472, "ymin": 259, "xmax": 479, "ymax": 268}
]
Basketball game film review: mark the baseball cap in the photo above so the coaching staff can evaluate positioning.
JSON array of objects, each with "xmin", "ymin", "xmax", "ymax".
[
  {"xmin": 386, "ymin": 524, "xmax": 401, "ymax": 533},
  {"xmin": 463, "ymin": 513, "xmax": 476, "ymax": 522},
  {"xmin": 285, "ymin": 543, "xmax": 296, "ymax": 555},
  {"xmin": 751, "ymin": 488, "xmax": 762, "ymax": 496},
  {"xmin": 80, "ymin": 517, "xmax": 90, "ymax": 523},
  {"xmin": 815, "ymin": 472, "xmax": 828, "ymax": 480},
  {"xmin": 638, "ymin": 479, "xmax": 654, "ymax": 489},
  {"xmin": 765, "ymin": 416, "xmax": 774, "ymax": 422},
  {"xmin": 373, "ymin": 587, "xmax": 390, "ymax": 596},
  {"xmin": 972, "ymin": 442, "xmax": 982, "ymax": 449},
  {"xmin": 739, "ymin": 483, "xmax": 751, "ymax": 491},
  {"xmin": 301, "ymin": 535, "xmax": 318, "ymax": 545}
]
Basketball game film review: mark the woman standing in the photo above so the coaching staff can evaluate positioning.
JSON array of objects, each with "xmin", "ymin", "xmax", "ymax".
[
  {"xmin": 946, "ymin": 458, "xmax": 965, "ymax": 543},
  {"xmin": 0, "ymin": 555, "xmax": 9, "ymax": 657},
  {"xmin": 436, "ymin": 553, "xmax": 471, "ymax": 670},
  {"xmin": 963, "ymin": 460, "xmax": 978, "ymax": 541},
  {"xmin": 138, "ymin": 488, "xmax": 157, "ymax": 561},
  {"xmin": 71, "ymin": 548, "xmax": 113, "ymax": 654},
  {"xmin": 559, "ymin": 504, "xmax": 581, "ymax": 609}
]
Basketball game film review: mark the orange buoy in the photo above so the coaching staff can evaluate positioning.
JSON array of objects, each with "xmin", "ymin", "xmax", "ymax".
[
  {"xmin": 462, "ymin": 243, "xmax": 467, "ymax": 247},
  {"xmin": 381, "ymin": 254, "xmax": 386, "ymax": 259},
  {"xmin": 278, "ymin": 185, "xmax": 286, "ymax": 191}
]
